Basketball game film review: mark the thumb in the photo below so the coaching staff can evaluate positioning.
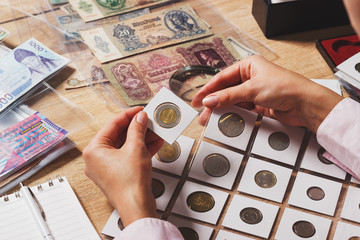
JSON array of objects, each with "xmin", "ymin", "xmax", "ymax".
[{"xmin": 126, "ymin": 111, "xmax": 148, "ymax": 144}]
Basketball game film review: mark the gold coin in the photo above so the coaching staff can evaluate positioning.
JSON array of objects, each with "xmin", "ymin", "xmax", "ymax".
[
  {"xmin": 292, "ymin": 220, "xmax": 316, "ymax": 238},
  {"xmin": 151, "ymin": 178, "xmax": 165, "ymax": 199},
  {"xmin": 349, "ymin": 237, "xmax": 360, "ymax": 240},
  {"xmin": 178, "ymin": 227, "xmax": 199, "ymax": 240},
  {"xmin": 254, "ymin": 170, "xmax": 277, "ymax": 188},
  {"xmin": 186, "ymin": 191, "xmax": 215, "ymax": 213},
  {"xmin": 154, "ymin": 102, "xmax": 181, "ymax": 128},
  {"xmin": 157, "ymin": 141, "xmax": 181, "ymax": 163},
  {"xmin": 218, "ymin": 112, "xmax": 245, "ymax": 137},
  {"xmin": 202, "ymin": 153, "xmax": 230, "ymax": 177}
]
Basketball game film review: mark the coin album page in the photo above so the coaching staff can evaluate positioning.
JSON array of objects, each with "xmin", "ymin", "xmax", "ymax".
[{"xmin": 102, "ymin": 102, "xmax": 360, "ymax": 239}]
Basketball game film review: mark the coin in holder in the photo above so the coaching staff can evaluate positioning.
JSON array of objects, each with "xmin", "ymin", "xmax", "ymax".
[
  {"xmin": 202, "ymin": 153, "xmax": 230, "ymax": 177},
  {"xmin": 151, "ymin": 178, "xmax": 165, "ymax": 199},
  {"xmin": 154, "ymin": 102, "xmax": 181, "ymax": 128},
  {"xmin": 178, "ymin": 227, "xmax": 199, "ymax": 240},
  {"xmin": 156, "ymin": 141, "xmax": 181, "ymax": 163},
  {"xmin": 186, "ymin": 191, "xmax": 215, "ymax": 213},
  {"xmin": 239, "ymin": 207, "xmax": 263, "ymax": 225},
  {"xmin": 254, "ymin": 170, "xmax": 277, "ymax": 188},
  {"xmin": 317, "ymin": 147, "xmax": 333, "ymax": 165},
  {"xmin": 306, "ymin": 186, "xmax": 325, "ymax": 201},
  {"xmin": 268, "ymin": 131, "xmax": 290, "ymax": 151},
  {"xmin": 218, "ymin": 112, "xmax": 245, "ymax": 137},
  {"xmin": 292, "ymin": 220, "xmax": 316, "ymax": 238}
]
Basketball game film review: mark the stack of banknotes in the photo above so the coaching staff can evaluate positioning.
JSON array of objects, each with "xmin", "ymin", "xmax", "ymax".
[{"xmin": 56, "ymin": 0, "xmax": 257, "ymax": 105}]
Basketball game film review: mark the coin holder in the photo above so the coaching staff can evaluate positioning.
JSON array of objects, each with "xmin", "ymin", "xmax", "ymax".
[
  {"xmin": 275, "ymin": 208, "xmax": 332, "ymax": 240},
  {"xmin": 238, "ymin": 157, "xmax": 292, "ymax": 203},
  {"xmin": 251, "ymin": 116, "xmax": 305, "ymax": 165},
  {"xmin": 188, "ymin": 141, "xmax": 244, "ymax": 190},
  {"xmin": 143, "ymin": 87, "xmax": 198, "ymax": 144},
  {"xmin": 204, "ymin": 105, "xmax": 257, "ymax": 151},
  {"xmin": 152, "ymin": 135, "xmax": 195, "ymax": 176},
  {"xmin": 311, "ymin": 79, "xmax": 342, "ymax": 95},
  {"xmin": 151, "ymin": 171, "xmax": 179, "ymax": 211},
  {"xmin": 351, "ymin": 176, "xmax": 360, "ymax": 184},
  {"xmin": 288, "ymin": 172, "xmax": 342, "ymax": 216},
  {"xmin": 167, "ymin": 215, "xmax": 214, "ymax": 239},
  {"xmin": 300, "ymin": 134, "xmax": 347, "ymax": 180},
  {"xmin": 222, "ymin": 194, "xmax": 279, "ymax": 238},
  {"xmin": 216, "ymin": 230, "xmax": 257, "ymax": 240},
  {"xmin": 333, "ymin": 221, "xmax": 360, "ymax": 240},
  {"xmin": 340, "ymin": 186, "xmax": 360, "ymax": 223},
  {"xmin": 172, "ymin": 181, "xmax": 228, "ymax": 224}
]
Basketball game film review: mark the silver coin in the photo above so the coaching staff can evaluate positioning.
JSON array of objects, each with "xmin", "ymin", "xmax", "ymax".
[
  {"xmin": 239, "ymin": 207, "xmax": 263, "ymax": 224},
  {"xmin": 157, "ymin": 141, "xmax": 181, "ymax": 163},
  {"xmin": 317, "ymin": 147, "xmax": 333, "ymax": 165},
  {"xmin": 218, "ymin": 112, "xmax": 245, "ymax": 137},
  {"xmin": 355, "ymin": 63, "xmax": 360, "ymax": 73},
  {"xmin": 307, "ymin": 186, "xmax": 325, "ymax": 201},
  {"xmin": 178, "ymin": 227, "xmax": 199, "ymax": 240},
  {"xmin": 117, "ymin": 218, "xmax": 124, "ymax": 230},
  {"xmin": 254, "ymin": 170, "xmax": 277, "ymax": 188},
  {"xmin": 292, "ymin": 220, "xmax": 316, "ymax": 238},
  {"xmin": 202, "ymin": 153, "xmax": 230, "ymax": 177},
  {"xmin": 154, "ymin": 102, "xmax": 181, "ymax": 128},
  {"xmin": 268, "ymin": 131, "xmax": 290, "ymax": 151}
]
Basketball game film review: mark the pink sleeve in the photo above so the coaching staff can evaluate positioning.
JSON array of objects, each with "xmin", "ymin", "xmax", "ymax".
[
  {"xmin": 317, "ymin": 98, "xmax": 360, "ymax": 179},
  {"xmin": 114, "ymin": 218, "xmax": 184, "ymax": 240}
]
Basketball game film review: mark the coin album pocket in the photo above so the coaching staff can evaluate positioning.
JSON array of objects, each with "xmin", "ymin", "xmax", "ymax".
[
  {"xmin": 251, "ymin": 116, "xmax": 306, "ymax": 166},
  {"xmin": 341, "ymin": 186, "xmax": 360, "ymax": 223},
  {"xmin": 222, "ymin": 195, "xmax": 279, "ymax": 238},
  {"xmin": 151, "ymin": 171, "xmax": 179, "ymax": 211},
  {"xmin": 333, "ymin": 221, "xmax": 360, "ymax": 240},
  {"xmin": 172, "ymin": 181, "xmax": 228, "ymax": 224},
  {"xmin": 216, "ymin": 230, "xmax": 258, "ymax": 240},
  {"xmin": 167, "ymin": 215, "xmax": 214, "ymax": 239},
  {"xmin": 275, "ymin": 208, "xmax": 332, "ymax": 240},
  {"xmin": 237, "ymin": 157, "xmax": 292, "ymax": 203},
  {"xmin": 152, "ymin": 135, "xmax": 195, "ymax": 176},
  {"xmin": 143, "ymin": 87, "xmax": 198, "ymax": 144},
  {"xmin": 288, "ymin": 172, "xmax": 342, "ymax": 216},
  {"xmin": 204, "ymin": 105, "xmax": 257, "ymax": 151},
  {"xmin": 188, "ymin": 141, "xmax": 245, "ymax": 190},
  {"xmin": 300, "ymin": 134, "xmax": 347, "ymax": 180}
]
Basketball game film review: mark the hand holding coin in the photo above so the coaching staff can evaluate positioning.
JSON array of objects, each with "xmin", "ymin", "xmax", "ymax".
[{"xmin": 83, "ymin": 106, "xmax": 164, "ymax": 227}]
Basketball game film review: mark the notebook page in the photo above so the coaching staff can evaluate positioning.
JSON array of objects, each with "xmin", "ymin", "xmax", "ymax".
[{"xmin": 0, "ymin": 176, "xmax": 100, "ymax": 240}]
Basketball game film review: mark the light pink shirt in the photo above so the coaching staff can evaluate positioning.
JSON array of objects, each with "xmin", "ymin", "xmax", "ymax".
[
  {"xmin": 317, "ymin": 98, "xmax": 360, "ymax": 179},
  {"xmin": 116, "ymin": 98, "xmax": 360, "ymax": 239}
]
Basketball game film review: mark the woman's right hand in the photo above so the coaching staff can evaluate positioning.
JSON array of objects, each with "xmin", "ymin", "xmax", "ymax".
[{"xmin": 192, "ymin": 55, "xmax": 343, "ymax": 133}]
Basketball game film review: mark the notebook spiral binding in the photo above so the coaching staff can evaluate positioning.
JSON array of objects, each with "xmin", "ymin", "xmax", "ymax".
[{"xmin": 1, "ymin": 175, "xmax": 64, "ymax": 201}]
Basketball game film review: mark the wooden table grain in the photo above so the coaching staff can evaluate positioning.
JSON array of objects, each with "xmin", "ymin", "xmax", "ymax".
[{"xmin": 1, "ymin": 0, "xmax": 356, "ymax": 239}]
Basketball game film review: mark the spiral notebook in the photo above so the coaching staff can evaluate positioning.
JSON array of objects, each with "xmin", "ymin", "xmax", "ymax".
[{"xmin": 0, "ymin": 176, "xmax": 100, "ymax": 240}]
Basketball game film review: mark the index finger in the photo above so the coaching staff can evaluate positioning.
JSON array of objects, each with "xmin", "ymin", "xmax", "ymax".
[
  {"xmin": 92, "ymin": 106, "xmax": 143, "ymax": 147},
  {"xmin": 192, "ymin": 61, "xmax": 244, "ymax": 108}
]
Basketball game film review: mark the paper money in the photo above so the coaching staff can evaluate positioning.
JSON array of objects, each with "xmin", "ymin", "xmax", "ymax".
[
  {"xmin": 103, "ymin": 35, "xmax": 241, "ymax": 106},
  {"xmin": 0, "ymin": 38, "xmax": 69, "ymax": 116},
  {"xmin": 60, "ymin": 3, "xmax": 77, "ymax": 13},
  {"xmin": 65, "ymin": 64, "xmax": 109, "ymax": 89},
  {"xmin": 0, "ymin": 111, "xmax": 68, "ymax": 180},
  {"xmin": 227, "ymin": 36, "xmax": 257, "ymax": 59},
  {"xmin": 50, "ymin": 0, "xmax": 69, "ymax": 5},
  {"xmin": 0, "ymin": 27, "xmax": 9, "ymax": 41},
  {"xmin": 81, "ymin": 4, "xmax": 213, "ymax": 63},
  {"xmin": 68, "ymin": 0, "xmax": 171, "ymax": 22}
]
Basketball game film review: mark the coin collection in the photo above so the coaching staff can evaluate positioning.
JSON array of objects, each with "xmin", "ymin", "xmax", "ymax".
[{"xmin": 102, "ymin": 104, "xmax": 360, "ymax": 239}]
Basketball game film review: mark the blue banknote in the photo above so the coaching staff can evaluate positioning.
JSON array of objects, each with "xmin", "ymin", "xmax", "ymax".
[{"xmin": 0, "ymin": 38, "xmax": 69, "ymax": 115}]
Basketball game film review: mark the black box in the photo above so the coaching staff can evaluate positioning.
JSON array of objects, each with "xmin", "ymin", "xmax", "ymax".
[{"xmin": 252, "ymin": 0, "xmax": 350, "ymax": 38}]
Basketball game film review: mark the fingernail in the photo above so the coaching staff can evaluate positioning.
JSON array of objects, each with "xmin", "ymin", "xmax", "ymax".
[
  {"xmin": 136, "ymin": 111, "xmax": 148, "ymax": 126},
  {"xmin": 202, "ymin": 95, "xmax": 218, "ymax": 107}
]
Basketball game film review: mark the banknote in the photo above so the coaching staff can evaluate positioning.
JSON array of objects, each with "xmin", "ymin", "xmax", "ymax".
[
  {"xmin": 50, "ymin": 0, "xmax": 69, "ymax": 5},
  {"xmin": 227, "ymin": 36, "xmax": 257, "ymax": 59},
  {"xmin": 0, "ymin": 27, "xmax": 9, "ymax": 41},
  {"xmin": 81, "ymin": 4, "xmax": 213, "ymax": 63},
  {"xmin": 60, "ymin": 3, "xmax": 77, "ymax": 13},
  {"xmin": 0, "ymin": 38, "xmax": 69, "ymax": 116},
  {"xmin": 65, "ymin": 63, "xmax": 109, "ymax": 89},
  {"xmin": 103, "ymin": 35, "xmax": 241, "ymax": 106},
  {"xmin": 0, "ymin": 111, "xmax": 68, "ymax": 180},
  {"xmin": 68, "ymin": 0, "xmax": 171, "ymax": 22},
  {"xmin": 57, "ymin": 8, "xmax": 150, "ymax": 43}
]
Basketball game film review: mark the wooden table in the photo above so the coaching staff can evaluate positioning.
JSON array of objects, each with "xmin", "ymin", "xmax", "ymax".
[{"xmin": 0, "ymin": 0, "xmax": 356, "ymax": 239}]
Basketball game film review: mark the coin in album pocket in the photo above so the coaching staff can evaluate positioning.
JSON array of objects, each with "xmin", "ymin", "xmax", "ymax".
[
  {"xmin": 143, "ymin": 87, "xmax": 198, "ymax": 145},
  {"xmin": 186, "ymin": 191, "xmax": 215, "ymax": 213}
]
